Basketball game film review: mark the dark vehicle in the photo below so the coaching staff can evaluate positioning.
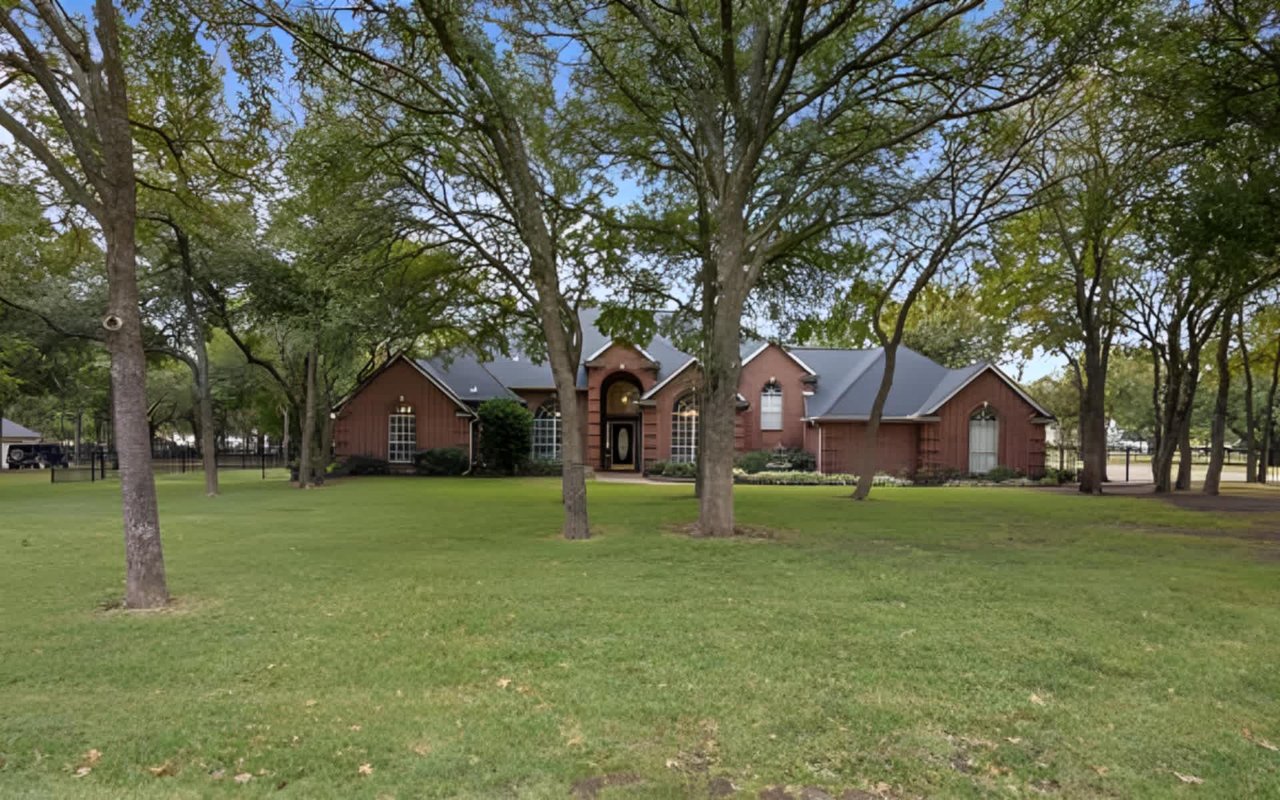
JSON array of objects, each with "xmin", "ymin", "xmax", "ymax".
[{"xmin": 5, "ymin": 443, "xmax": 69, "ymax": 469}]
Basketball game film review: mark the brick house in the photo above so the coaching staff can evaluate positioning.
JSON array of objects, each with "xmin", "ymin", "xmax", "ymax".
[{"xmin": 333, "ymin": 310, "xmax": 1053, "ymax": 476}]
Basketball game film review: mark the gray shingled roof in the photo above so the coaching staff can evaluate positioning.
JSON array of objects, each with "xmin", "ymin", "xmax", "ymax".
[
  {"xmin": 416, "ymin": 355, "xmax": 516, "ymax": 405},
  {"xmin": 432, "ymin": 308, "xmax": 695, "ymax": 395},
  {"xmin": 2, "ymin": 418, "xmax": 41, "ymax": 439},
  {"xmin": 794, "ymin": 346, "xmax": 1036, "ymax": 420},
  {"xmin": 409, "ymin": 313, "xmax": 1050, "ymax": 421}
]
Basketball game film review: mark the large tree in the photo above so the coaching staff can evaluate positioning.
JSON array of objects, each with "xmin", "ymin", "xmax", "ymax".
[
  {"xmin": 257, "ymin": 2, "xmax": 626, "ymax": 538},
  {"xmin": 1, "ymin": 0, "xmax": 168, "ymax": 607},
  {"xmin": 568, "ymin": 0, "xmax": 1102, "ymax": 534}
]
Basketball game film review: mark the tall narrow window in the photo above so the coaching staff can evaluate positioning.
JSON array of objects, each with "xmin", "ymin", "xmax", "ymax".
[
  {"xmin": 388, "ymin": 407, "xmax": 416, "ymax": 464},
  {"xmin": 968, "ymin": 406, "xmax": 998, "ymax": 474},
  {"xmin": 671, "ymin": 392, "xmax": 698, "ymax": 463},
  {"xmin": 532, "ymin": 399, "xmax": 562, "ymax": 461},
  {"xmin": 760, "ymin": 383, "xmax": 783, "ymax": 431}
]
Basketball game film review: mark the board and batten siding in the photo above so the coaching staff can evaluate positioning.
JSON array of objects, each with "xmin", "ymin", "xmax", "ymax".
[
  {"xmin": 817, "ymin": 421, "xmax": 919, "ymax": 476},
  {"xmin": 333, "ymin": 359, "xmax": 471, "ymax": 461},
  {"xmin": 926, "ymin": 369, "xmax": 1047, "ymax": 476}
]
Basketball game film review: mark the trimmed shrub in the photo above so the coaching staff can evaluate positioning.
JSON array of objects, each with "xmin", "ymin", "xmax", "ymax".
[
  {"xmin": 734, "ymin": 450, "xmax": 772, "ymax": 474},
  {"xmin": 661, "ymin": 461, "xmax": 697, "ymax": 479},
  {"xmin": 734, "ymin": 448, "xmax": 817, "ymax": 473},
  {"xmin": 644, "ymin": 460, "xmax": 669, "ymax": 477},
  {"xmin": 914, "ymin": 465, "xmax": 964, "ymax": 486},
  {"xmin": 523, "ymin": 459, "xmax": 563, "ymax": 477},
  {"xmin": 329, "ymin": 455, "xmax": 391, "ymax": 477},
  {"xmin": 477, "ymin": 399, "xmax": 533, "ymax": 475},
  {"xmin": 732, "ymin": 469, "xmax": 913, "ymax": 487},
  {"xmin": 983, "ymin": 465, "xmax": 1023, "ymax": 483},
  {"xmin": 734, "ymin": 470, "xmax": 854, "ymax": 485},
  {"xmin": 1042, "ymin": 467, "xmax": 1078, "ymax": 484},
  {"xmin": 414, "ymin": 447, "xmax": 469, "ymax": 476}
]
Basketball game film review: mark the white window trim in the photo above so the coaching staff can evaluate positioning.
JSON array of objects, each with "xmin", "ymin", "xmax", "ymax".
[
  {"xmin": 388, "ymin": 412, "xmax": 417, "ymax": 464},
  {"xmin": 760, "ymin": 384, "xmax": 783, "ymax": 431}
]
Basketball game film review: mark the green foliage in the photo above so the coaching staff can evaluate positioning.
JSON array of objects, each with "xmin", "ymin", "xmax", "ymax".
[
  {"xmin": 734, "ymin": 448, "xmax": 816, "ymax": 474},
  {"xmin": 477, "ymin": 399, "xmax": 533, "ymax": 476},
  {"xmin": 329, "ymin": 455, "xmax": 390, "ymax": 477},
  {"xmin": 983, "ymin": 465, "xmax": 1024, "ymax": 483},
  {"xmin": 913, "ymin": 466, "xmax": 965, "ymax": 486},
  {"xmin": 414, "ymin": 448, "xmax": 470, "ymax": 477},
  {"xmin": 661, "ymin": 461, "xmax": 696, "ymax": 479}
]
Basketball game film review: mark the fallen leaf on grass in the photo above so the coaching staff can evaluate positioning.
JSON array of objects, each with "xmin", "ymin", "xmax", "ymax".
[
  {"xmin": 148, "ymin": 762, "xmax": 175, "ymax": 777},
  {"xmin": 1243, "ymin": 728, "xmax": 1279, "ymax": 752},
  {"xmin": 210, "ymin": 769, "xmax": 226, "ymax": 780},
  {"xmin": 358, "ymin": 763, "xmax": 374, "ymax": 777},
  {"xmin": 1092, "ymin": 765, "xmax": 1110, "ymax": 776},
  {"xmin": 496, "ymin": 677, "xmax": 512, "ymax": 689},
  {"xmin": 73, "ymin": 767, "xmax": 92, "ymax": 778},
  {"xmin": 350, "ymin": 724, "xmax": 362, "ymax": 732},
  {"xmin": 304, "ymin": 699, "xmax": 317, "ymax": 707},
  {"xmin": 233, "ymin": 772, "xmax": 253, "ymax": 784},
  {"xmin": 1173, "ymin": 772, "xmax": 1203, "ymax": 785},
  {"xmin": 1029, "ymin": 693, "xmax": 1046, "ymax": 706},
  {"xmin": 664, "ymin": 758, "xmax": 680, "ymax": 769},
  {"xmin": 1005, "ymin": 737, "xmax": 1023, "ymax": 745}
]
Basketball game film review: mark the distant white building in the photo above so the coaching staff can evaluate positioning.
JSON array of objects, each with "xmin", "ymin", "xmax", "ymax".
[{"xmin": 1, "ymin": 418, "xmax": 42, "ymax": 469}]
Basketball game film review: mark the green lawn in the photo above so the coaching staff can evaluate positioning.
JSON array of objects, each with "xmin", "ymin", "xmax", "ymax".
[{"xmin": 1, "ymin": 472, "xmax": 1278, "ymax": 799}]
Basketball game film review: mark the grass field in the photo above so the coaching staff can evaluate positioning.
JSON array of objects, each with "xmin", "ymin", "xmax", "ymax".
[{"xmin": 1, "ymin": 471, "xmax": 1278, "ymax": 799}]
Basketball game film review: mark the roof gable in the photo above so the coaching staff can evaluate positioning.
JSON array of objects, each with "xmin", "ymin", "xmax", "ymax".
[{"xmin": 2, "ymin": 418, "xmax": 41, "ymax": 439}]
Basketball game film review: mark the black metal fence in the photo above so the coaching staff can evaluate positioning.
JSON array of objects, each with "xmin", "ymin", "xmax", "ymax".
[
  {"xmin": 1052, "ymin": 444, "xmax": 1279, "ymax": 483},
  {"xmin": 50, "ymin": 447, "xmax": 286, "ymax": 484}
]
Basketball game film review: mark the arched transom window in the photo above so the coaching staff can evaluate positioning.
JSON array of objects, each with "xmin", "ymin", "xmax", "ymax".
[
  {"xmin": 968, "ymin": 405, "xmax": 998, "ymax": 474},
  {"xmin": 532, "ymin": 399, "xmax": 562, "ymax": 462},
  {"xmin": 760, "ymin": 382, "xmax": 783, "ymax": 431},
  {"xmin": 671, "ymin": 392, "xmax": 699, "ymax": 463}
]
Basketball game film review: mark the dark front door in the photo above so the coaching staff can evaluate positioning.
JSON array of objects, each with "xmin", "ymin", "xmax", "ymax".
[{"xmin": 608, "ymin": 421, "xmax": 637, "ymax": 470}]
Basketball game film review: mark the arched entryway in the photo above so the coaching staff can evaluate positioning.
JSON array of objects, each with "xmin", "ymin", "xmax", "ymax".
[
  {"xmin": 601, "ymin": 373, "xmax": 642, "ymax": 471},
  {"xmin": 968, "ymin": 405, "xmax": 998, "ymax": 474}
]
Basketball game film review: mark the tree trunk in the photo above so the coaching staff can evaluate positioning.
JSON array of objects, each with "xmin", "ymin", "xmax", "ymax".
[
  {"xmin": 93, "ymin": 0, "xmax": 167, "ymax": 609},
  {"xmin": 1203, "ymin": 316, "xmax": 1232, "ymax": 495},
  {"xmin": 698, "ymin": 290, "xmax": 746, "ymax": 537},
  {"xmin": 1078, "ymin": 352, "xmax": 1109, "ymax": 494},
  {"xmin": 1261, "ymin": 337, "xmax": 1280, "ymax": 484},
  {"xmin": 315, "ymin": 386, "xmax": 334, "ymax": 485},
  {"xmin": 1176, "ymin": 427, "xmax": 1193, "ymax": 490},
  {"xmin": 854, "ymin": 344, "xmax": 899, "ymax": 500},
  {"xmin": 1236, "ymin": 309, "xmax": 1256, "ymax": 482},
  {"xmin": 557, "ymin": 381, "xmax": 590, "ymax": 540},
  {"xmin": 74, "ymin": 410, "xmax": 83, "ymax": 465},
  {"xmin": 282, "ymin": 405, "xmax": 291, "ymax": 462},
  {"xmin": 298, "ymin": 347, "xmax": 317, "ymax": 489}
]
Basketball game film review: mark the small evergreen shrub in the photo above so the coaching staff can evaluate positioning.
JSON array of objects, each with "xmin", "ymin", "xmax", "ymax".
[
  {"xmin": 330, "ymin": 455, "xmax": 391, "ymax": 477},
  {"xmin": 734, "ymin": 450, "xmax": 772, "ymax": 474},
  {"xmin": 734, "ymin": 448, "xmax": 817, "ymax": 473},
  {"xmin": 477, "ymin": 399, "xmax": 533, "ymax": 475},
  {"xmin": 523, "ymin": 459, "xmax": 563, "ymax": 477},
  {"xmin": 644, "ymin": 460, "xmax": 669, "ymax": 476},
  {"xmin": 661, "ymin": 461, "xmax": 697, "ymax": 478},
  {"xmin": 414, "ymin": 447, "xmax": 470, "ymax": 476},
  {"xmin": 983, "ymin": 465, "xmax": 1023, "ymax": 483},
  {"xmin": 914, "ymin": 466, "xmax": 963, "ymax": 486}
]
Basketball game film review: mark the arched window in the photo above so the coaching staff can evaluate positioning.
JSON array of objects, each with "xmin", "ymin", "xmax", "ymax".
[
  {"xmin": 388, "ymin": 404, "xmax": 416, "ymax": 464},
  {"xmin": 968, "ymin": 405, "xmax": 998, "ymax": 474},
  {"xmin": 606, "ymin": 379, "xmax": 640, "ymax": 415},
  {"xmin": 532, "ymin": 399, "xmax": 562, "ymax": 462},
  {"xmin": 671, "ymin": 392, "xmax": 699, "ymax": 463},
  {"xmin": 760, "ymin": 382, "xmax": 783, "ymax": 431}
]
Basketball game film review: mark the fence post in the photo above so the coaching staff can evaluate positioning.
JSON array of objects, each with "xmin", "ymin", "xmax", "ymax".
[{"xmin": 1125, "ymin": 448, "xmax": 1130, "ymax": 482}]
